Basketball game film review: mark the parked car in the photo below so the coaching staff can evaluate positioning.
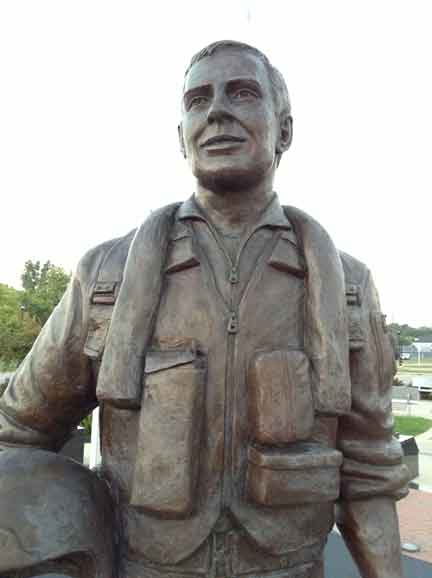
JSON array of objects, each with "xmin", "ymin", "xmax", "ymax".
[{"xmin": 412, "ymin": 375, "xmax": 432, "ymax": 399}]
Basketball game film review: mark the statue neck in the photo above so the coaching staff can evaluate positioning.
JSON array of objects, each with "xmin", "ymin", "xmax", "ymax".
[{"xmin": 194, "ymin": 185, "xmax": 275, "ymax": 235}]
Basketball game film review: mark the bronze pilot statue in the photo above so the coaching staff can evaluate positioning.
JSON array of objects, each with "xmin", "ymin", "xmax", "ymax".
[{"xmin": 0, "ymin": 41, "xmax": 409, "ymax": 578}]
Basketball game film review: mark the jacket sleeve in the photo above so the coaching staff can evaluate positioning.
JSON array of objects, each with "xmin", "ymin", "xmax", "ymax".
[
  {"xmin": 0, "ymin": 249, "xmax": 105, "ymax": 452},
  {"xmin": 337, "ymin": 255, "xmax": 410, "ymax": 500}
]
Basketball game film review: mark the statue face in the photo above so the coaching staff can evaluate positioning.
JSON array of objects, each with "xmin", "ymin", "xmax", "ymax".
[{"xmin": 180, "ymin": 49, "xmax": 282, "ymax": 192}]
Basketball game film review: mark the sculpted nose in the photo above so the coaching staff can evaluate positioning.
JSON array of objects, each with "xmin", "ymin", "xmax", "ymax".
[{"xmin": 207, "ymin": 98, "xmax": 233, "ymax": 124}]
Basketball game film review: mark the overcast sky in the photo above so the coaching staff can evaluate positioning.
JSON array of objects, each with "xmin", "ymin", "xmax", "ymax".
[{"xmin": 1, "ymin": 1, "xmax": 431, "ymax": 326}]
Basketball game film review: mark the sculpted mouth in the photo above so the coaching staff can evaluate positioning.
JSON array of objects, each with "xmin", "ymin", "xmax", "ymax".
[{"xmin": 201, "ymin": 135, "xmax": 246, "ymax": 147}]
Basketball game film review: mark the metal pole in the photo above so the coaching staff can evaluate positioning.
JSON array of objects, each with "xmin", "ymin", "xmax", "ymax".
[{"xmin": 89, "ymin": 407, "xmax": 101, "ymax": 468}]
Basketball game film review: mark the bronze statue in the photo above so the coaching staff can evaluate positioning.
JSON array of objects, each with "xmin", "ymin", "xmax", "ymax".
[{"xmin": 0, "ymin": 41, "xmax": 409, "ymax": 578}]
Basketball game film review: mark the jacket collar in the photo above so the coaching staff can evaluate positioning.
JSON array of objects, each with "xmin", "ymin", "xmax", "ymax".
[{"xmin": 177, "ymin": 193, "xmax": 292, "ymax": 231}]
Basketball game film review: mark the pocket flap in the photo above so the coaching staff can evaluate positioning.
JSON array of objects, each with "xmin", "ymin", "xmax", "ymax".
[
  {"xmin": 165, "ymin": 235, "xmax": 200, "ymax": 274},
  {"xmin": 280, "ymin": 229, "xmax": 298, "ymax": 246},
  {"xmin": 268, "ymin": 237, "xmax": 305, "ymax": 278},
  {"xmin": 170, "ymin": 221, "xmax": 190, "ymax": 241},
  {"xmin": 248, "ymin": 443, "xmax": 343, "ymax": 470},
  {"xmin": 145, "ymin": 349, "xmax": 198, "ymax": 374},
  {"xmin": 246, "ymin": 443, "xmax": 342, "ymax": 506}
]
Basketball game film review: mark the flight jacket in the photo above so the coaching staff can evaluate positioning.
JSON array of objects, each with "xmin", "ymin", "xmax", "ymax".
[{"xmin": 0, "ymin": 196, "xmax": 409, "ymax": 566}]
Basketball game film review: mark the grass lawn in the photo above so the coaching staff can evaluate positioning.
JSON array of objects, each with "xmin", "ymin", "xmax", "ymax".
[
  {"xmin": 394, "ymin": 416, "xmax": 432, "ymax": 436},
  {"xmin": 398, "ymin": 366, "xmax": 432, "ymax": 375},
  {"xmin": 397, "ymin": 360, "xmax": 432, "ymax": 375}
]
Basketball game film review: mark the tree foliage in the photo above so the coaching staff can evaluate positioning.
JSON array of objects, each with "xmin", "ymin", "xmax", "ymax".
[
  {"xmin": 388, "ymin": 323, "xmax": 432, "ymax": 346},
  {"xmin": 20, "ymin": 260, "xmax": 70, "ymax": 326},
  {"xmin": 0, "ymin": 261, "xmax": 70, "ymax": 367},
  {"xmin": 0, "ymin": 284, "xmax": 41, "ymax": 367}
]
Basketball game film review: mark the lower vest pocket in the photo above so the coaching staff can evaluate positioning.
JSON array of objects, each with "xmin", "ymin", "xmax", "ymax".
[
  {"xmin": 246, "ymin": 442, "xmax": 342, "ymax": 506},
  {"xmin": 129, "ymin": 349, "xmax": 206, "ymax": 517}
]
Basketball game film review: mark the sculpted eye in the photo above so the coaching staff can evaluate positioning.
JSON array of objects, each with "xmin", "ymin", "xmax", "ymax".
[
  {"xmin": 188, "ymin": 95, "xmax": 209, "ymax": 109},
  {"xmin": 232, "ymin": 88, "xmax": 258, "ymax": 101}
]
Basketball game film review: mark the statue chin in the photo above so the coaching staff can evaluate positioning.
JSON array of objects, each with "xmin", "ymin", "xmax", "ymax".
[{"xmin": 195, "ymin": 165, "xmax": 269, "ymax": 194}]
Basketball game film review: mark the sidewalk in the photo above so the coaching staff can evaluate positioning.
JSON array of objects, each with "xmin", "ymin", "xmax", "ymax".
[
  {"xmin": 394, "ymin": 419, "xmax": 432, "ymax": 566},
  {"xmin": 392, "ymin": 398, "xmax": 432, "ymax": 491},
  {"xmin": 416, "ymin": 427, "xmax": 432, "ymax": 454},
  {"xmin": 414, "ymin": 427, "xmax": 432, "ymax": 491},
  {"xmin": 397, "ymin": 488, "xmax": 432, "ymax": 564}
]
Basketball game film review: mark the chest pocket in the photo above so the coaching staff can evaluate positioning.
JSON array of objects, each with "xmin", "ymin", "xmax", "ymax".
[{"xmin": 267, "ymin": 231, "xmax": 306, "ymax": 278}]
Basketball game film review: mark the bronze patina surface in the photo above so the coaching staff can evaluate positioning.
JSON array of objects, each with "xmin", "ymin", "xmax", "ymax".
[{"xmin": 0, "ymin": 41, "xmax": 409, "ymax": 578}]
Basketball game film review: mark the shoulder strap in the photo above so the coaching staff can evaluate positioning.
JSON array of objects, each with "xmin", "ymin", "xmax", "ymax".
[
  {"xmin": 96, "ymin": 202, "xmax": 181, "ymax": 407},
  {"xmin": 339, "ymin": 251, "xmax": 370, "ymax": 352},
  {"xmin": 83, "ymin": 230, "xmax": 135, "ymax": 360},
  {"xmin": 282, "ymin": 205, "xmax": 351, "ymax": 415},
  {"xmin": 84, "ymin": 203, "xmax": 181, "ymax": 363}
]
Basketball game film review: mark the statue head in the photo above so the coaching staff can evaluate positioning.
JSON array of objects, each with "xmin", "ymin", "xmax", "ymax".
[{"xmin": 179, "ymin": 40, "xmax": 293, "ymax": 194}]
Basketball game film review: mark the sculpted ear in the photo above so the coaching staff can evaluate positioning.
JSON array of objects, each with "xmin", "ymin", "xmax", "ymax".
[
  {"xmin": 178, "ymin": 124, "xmax": 187, "ymax": 159},
  {"xmin": 276, "ymin": 112, "xmax": 293, "ymax": 161}
]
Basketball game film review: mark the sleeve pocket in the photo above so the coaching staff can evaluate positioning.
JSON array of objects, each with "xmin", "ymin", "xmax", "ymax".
[{"xmin": 370, "ymin": 312, "xmax": 397, "ymax": 388}]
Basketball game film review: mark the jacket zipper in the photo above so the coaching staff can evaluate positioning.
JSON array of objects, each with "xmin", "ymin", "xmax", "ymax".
[
  {"xmin": 221, "ymin": 260, "xmax": 241, "ymax": 508},
  {"xmin": 189, "ymin": 205, "xmax": 277, "ymax": 509}
]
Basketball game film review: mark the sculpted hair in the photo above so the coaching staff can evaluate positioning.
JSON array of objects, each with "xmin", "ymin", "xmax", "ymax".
[{"xmin": 185, "ymin": 40, "xmax": 291, "ymax": 116}]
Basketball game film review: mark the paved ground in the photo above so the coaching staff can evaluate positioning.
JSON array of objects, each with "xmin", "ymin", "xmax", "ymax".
[
  {"xmin": 414, "ymin": 427, "xmax": 432, "ymax": 491},
  {"xmin": 397, "ymin": 489, "xmax": 432, "ymax": 565},
  {"xmin": 325, "ymin": 532, "xmax": 431, "ymax": 577},
  {"xmin": 393, "ymin": 384, "xmax": 420, "ymax": 400},
  {"xmin": 391, "ymin": 397, "xmax": 432, "ymax": 566}
]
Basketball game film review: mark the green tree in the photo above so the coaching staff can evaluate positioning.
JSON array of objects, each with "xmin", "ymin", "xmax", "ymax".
[
  {"xmin": 0, "ymin": 261, "xmax": 71, "ymax": 368},
  {"xmin": 388, "ymin": 323, "xmax": 432, "ymax": 347},
  {"xmin": 0, "ymin": 284, "xmax": 41, "ymax": 368},
  {"xmin": 20, "ymin": 260, "xmax": 70, "ymax": 326}
]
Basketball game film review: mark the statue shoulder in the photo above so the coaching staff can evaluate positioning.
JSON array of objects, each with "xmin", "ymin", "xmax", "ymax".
[
  {"xmin": 283, "ymin": 204, "xmax": 371, "ymax": 290},
  {"xmin": 75, "ymin": 230, "xmax": 136, "ymax": 290},
  {"xmin": 338, "ymin": 250, "xmax": 370, "ymax": 290},
  {"xmin": 75, "ymin": 202, "xmax": 182, "ymax": 290}
]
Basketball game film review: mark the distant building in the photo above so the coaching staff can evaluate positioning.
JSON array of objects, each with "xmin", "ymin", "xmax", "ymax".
[{"xmin": 401, "ymin": 336, "xmax": 432, "ymax": 360}]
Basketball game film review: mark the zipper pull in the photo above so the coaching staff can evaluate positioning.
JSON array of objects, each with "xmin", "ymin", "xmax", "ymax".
[
  {"xmin": 228, "ymin": 267, "xmax": 239, "ymax": 284},
  {"xmin": 227, "ymin": 312, "xmax": 238, "ymax": 334}
]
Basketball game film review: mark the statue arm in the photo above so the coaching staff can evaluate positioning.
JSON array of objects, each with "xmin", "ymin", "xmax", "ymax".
[
  {"xmin": 336, "ymin": 269, "xmax": 409, "ymax": 578},
  {"xmin": 336, "ymin": 497, "xmax": 404, "ymax": 578},
  {"xmin": 0, "ymin": 256, "xmax": 99, "ymax": 452}
]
